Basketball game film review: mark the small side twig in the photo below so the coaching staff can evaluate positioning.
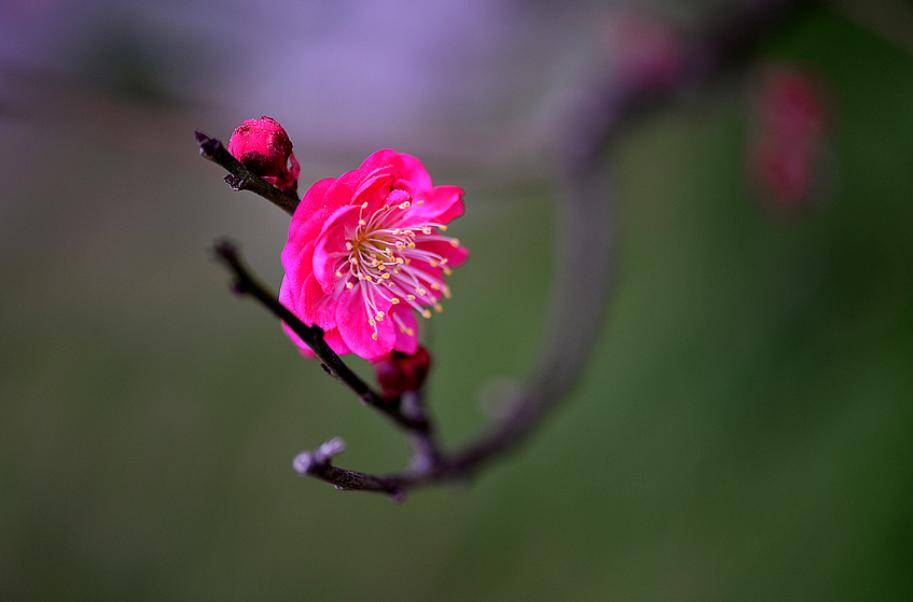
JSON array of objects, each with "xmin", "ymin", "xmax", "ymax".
[
  {"xmin": 293, "ymin": 438, "xmax": 408, "ymax": 500},
  {"xmin": 195, "ymin": 131, "xmax": 300, "ymax": 215},
  {"xmin": 212, "ymin": 240, "xmax": 430, "ymax": 434}
]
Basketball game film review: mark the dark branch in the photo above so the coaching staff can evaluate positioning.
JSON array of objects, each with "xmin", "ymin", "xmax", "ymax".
[
  {"xmin": 212, "ymin": 240, "xmax": 430, "ymax": 434},
  {"xmin": 195, "ymin": 131, "xmax": 300, "ymax": 215}
]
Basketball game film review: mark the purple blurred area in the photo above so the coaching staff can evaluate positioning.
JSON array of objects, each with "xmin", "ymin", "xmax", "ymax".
[{"xmin": 0, "ymin": 0, "xmax": 630, "ymax": 180}]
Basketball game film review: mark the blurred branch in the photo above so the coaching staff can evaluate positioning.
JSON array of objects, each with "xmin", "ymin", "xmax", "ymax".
[
  {"xmin": 195, "ymin": 131, "xmax": 300, "ymax": 215},
  {"xmin": 830, "ymin": 0, "xmax": 913, "ymax": 58},
  {"xmin": 203, "ymin": 0, "xmax": 813, "ymax": 499},
  {"xmin": 212, "ymin": 240, "xmax": 430, "ymax": 434}
]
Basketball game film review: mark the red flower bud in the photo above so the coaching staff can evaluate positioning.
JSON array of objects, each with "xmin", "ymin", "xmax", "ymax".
[
  {"xmin": 227, "ymin": 115, "xmax": 300, "ymax": 193},
  {"xmin": 374, "ymin": 347, "xmax": 432, "ymax": 399}
]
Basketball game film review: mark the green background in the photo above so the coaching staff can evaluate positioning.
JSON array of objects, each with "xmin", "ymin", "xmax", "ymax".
[{"xmin": 2, "ymin": 7, "xmax": 912, "ymax": 601}]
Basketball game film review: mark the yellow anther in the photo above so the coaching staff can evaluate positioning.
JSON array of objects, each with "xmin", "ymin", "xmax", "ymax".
[
  {"xmin": 429, "ymin": 260, "xmax": 439, "ymax": 267},
  {"xmin": 416, "ymin": 200, "xmax": 425, "ymax": 205},
  {"xmin": 381, "ymin": 273, "xmax": 391, "ymax": 280},
  {"xmin": 361, "ymin": 201, "xmax": 369, "ymax": 209},
  {"xmin": 421, "ymin": 309, "xmax": 432, "ymax": 319},
  {"xmin": 335, "ymin": 270, "xmax": 343, "ymax": 278},
  {"xmin": 407, "ymin": 242, "xmax": 416, "ymax": 249},
  {"xmin": 407, "ymin": 294, "xmax": 416, "ymax": 302},
  {"xmin": 438, "ymin": 225, "xmax": 448, "ymax": 231},
  {"xmin": 390, "ymin": 297, "xmax": 400, "ymax": 305},
  {"xmin": 371, "ymin": 332, "xmax": 378, "ymax": 341},
  {"xmin": 416, "ymin": 287, "xmax": 427, "ymax": 296},
  {"xmin": 369, "ymin": 318, "xmax": 376, "ymax": 326},
  {"xmin": 375, "ymin": 311, "xmax": 385, "ymax": 321},
  {"xmin": 405, "ymin": 327, "xmax": 415, "ymax": 336},
  {"xmin": 450, "ymin": 238, "xmax": 460, "ymax": 247},
  {"xmin": 346, "ymin": 282, "xmax": 354, "ymax": 290},
  {"xmin": 434, "ymin": 303, "xmax": 443, "ymax": 313},
  {"xmin": 422, "ymin": 227, "xmax": 432, "ymax": 235},
  {"xmin": 345, "ymin": 242, "xmax": 353, "ymax": 251},
  {"xmin": 443, "ymin": 267, "xmax": 453, "ymax": 276},
  {"xmin": 442, "ymin": 286, "xmax": 452, "ymax": 299},
  {"xmin": 398, "ymin": 201, "xmax": 411, "ymax": 209},
  {"xmin": 395, "ymin": 257, "xmax": 404, "ymax": 264},
  {"xmin": 431, "ymin": 283, "xmax": 440, "ymax": 290},
  {"xmin": 377, "ymin": 264, "xmax": 386, "ymax": 271},
  {"xmin": 358, "ymin": 219, "xmax": 366, "ymax": 226}
]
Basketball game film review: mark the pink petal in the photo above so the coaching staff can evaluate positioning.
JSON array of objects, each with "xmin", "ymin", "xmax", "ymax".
[
  {"xmin": 299, "ymin": 273, "xmax": 336, "ymax": 330},
  {"xmin": 311, "ymin": 204, "xmax": 360, "ymax": 293},
  {"xmin": 407, "ymin": 185, "xmax": 464, "ymax": 224},
  {"xmin": 281, "ymin": 240, "xmax": 315, "ymax": 295},
  {"xmin": 392, "ymin": 305, "xmax": 419, "ymax": 355},
  {"xmin": 279, "ymin": 275, "xmax": 307, "ymax": 350},
  {"xmin": 361, "ymin": 149, "xmax": 433, "ymax": 194},
  {"xmin": 280, "ymin": 276, "xmax": 349, "ymax": 358},
  {"xmin": 393, "ymin": 152, "xmax": 433, "ymax": 193},
  {"xmin": 352, "ymin": 166, "xmax": 396, "ymax": 213},
  {"xmin": 322, "ymin": 328, "xmax": 351, "ymax": 356},
  {"xmin": 334, "ymin": 285, "xmax": 395, "ymax": 361},
  {"xmin": 287, "ymin": 177, "xmax": 337, "ymax": 252}
]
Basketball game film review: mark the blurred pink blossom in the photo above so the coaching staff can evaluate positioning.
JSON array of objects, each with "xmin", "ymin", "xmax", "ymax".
[
  {"xmin": 602, "ymin": 10, "xmax": 684, "ymax": 90},
  {"xmin": 749, "ymin": 66, "xmax": 829, "ymax": 211}
]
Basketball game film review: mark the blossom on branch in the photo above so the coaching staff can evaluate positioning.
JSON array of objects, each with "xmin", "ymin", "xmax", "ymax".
[
  {"xmin": 227, "ymin": 115, "xmax": 300, "ymax": 193},
  {"xmin": 280, "ymin": 150, "xmax": 467, "ymax": 361}
]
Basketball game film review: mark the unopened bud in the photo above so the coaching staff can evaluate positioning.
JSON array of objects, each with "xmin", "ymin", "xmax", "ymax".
[
  {"xmin": 227, "ymin": 115, "xmax": 300, "ymax": 193},
  {"xmin": 374, "ymin": 346, "xmax": 432, "ymax": 399}
]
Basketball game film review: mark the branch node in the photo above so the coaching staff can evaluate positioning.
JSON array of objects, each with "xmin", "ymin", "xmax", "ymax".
[{"xmin": 293, "ymin": 436, "xmax": 346, "ymax": 475}]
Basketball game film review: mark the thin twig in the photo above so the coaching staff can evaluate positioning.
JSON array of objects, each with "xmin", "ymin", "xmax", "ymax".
[
  {"xmin": 195, "ymin": 131, "xmax": 300, "ymax": 215},
  {"xmin": 212, "ymin": 240, "xmax": 430, "ymax": 434}
]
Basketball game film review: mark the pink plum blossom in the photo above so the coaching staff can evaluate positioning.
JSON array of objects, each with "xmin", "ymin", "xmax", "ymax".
[
  {"xmin": 749, "ymin": 66, "xmax": 829, "ymax": 210},
  {"xmin": 279, "ymin": 150, "xmax": 467, "ymax": 361},
  {"xmin": 228, "ymin": 115, "xmax": 301, "ymax": 193}
]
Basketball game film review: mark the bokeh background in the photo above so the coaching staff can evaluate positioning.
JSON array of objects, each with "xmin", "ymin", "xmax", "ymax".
[{"xmin": 2, "ymin": 1, "xmax": 912, "ymax": 600}]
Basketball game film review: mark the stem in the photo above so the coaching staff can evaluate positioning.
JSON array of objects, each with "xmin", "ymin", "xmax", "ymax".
[
  {"xmin": 212, "ymin": 240, "xmax": 429, "ymax": 434},
  {"xmin": 195, "ymin": 131, "xmax": 300, "ymax": 215}
]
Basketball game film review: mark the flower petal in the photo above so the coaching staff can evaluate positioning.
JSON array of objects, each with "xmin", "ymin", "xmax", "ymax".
[
  {"xmin": 299, "ymin": 273, "xmax": 337, "ymax": 329},
  {"xmin": 334, "ymin": 284, "xmax": 395, "ymax": 361},
  {"xmin": 392, "ymin": 305, "xmax": 419, "ymax": 355},
  {"xmin": 361, "ymin": 149, "xmax": 433, "ymax": 194},
  {"xmin": 312, "ymin": 204, "xmax": 360, "ymax": 293},
  {"xmin": 407, "ymin": 185, "xmax": 464, "ymax": 224},
  {"xmin": 286, "ymin": 177, "xmax": 336, "ymax": 253}
]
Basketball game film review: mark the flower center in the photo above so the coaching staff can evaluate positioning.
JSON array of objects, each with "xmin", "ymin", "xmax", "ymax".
[{"xmin": 333, "ymin": 197, "xmax": 460, "ymax": 341}]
